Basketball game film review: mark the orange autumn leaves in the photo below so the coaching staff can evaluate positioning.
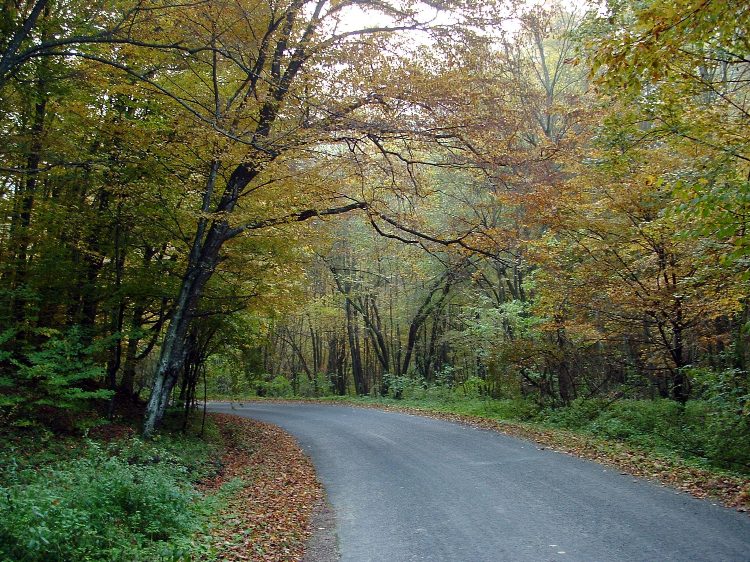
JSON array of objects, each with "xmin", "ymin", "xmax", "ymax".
[{"xmin": 202, "ymin": 414, "xmax": 322, "ymax": 561}]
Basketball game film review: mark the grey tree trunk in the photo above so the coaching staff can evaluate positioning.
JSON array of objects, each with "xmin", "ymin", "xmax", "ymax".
[{"xmin": 143, "ymin": 260, "xmax": 214, "ymax": 436}]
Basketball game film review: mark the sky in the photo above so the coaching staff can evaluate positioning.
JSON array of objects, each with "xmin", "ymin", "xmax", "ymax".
[
  {"xmin": 338, "ymin": 0, "xmax": 593, "ymax": 48},
  {"xmin": 335, "ymin": 0, "xmax": 594, "ymax": 36}
]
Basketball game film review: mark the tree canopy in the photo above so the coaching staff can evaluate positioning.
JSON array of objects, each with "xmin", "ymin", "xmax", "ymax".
[{"xmin": 0, "ymin": 0, "xmax": 747, "ymax": 445}]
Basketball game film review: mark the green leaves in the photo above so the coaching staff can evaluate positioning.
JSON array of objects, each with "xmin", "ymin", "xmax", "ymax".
[
  {"xmin": 0, "ymin": 439, "xmax": 204, "ymax": 562},
  {"xmin": 5, "ymin": 327, "xmax": 112, "ymax": 428}
]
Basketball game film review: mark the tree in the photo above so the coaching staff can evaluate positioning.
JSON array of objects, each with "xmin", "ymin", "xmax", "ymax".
[
  {"xmin": 586, "ymin": 0, "xmax": 750, "ymax": 266},
  {"xmin": 133, "ymin": 0, "xmax": 507, "ymax": 435},
  {"xmin": 532, "ymin": 112, "xmax": 746, "ymax": 402},
  {"xmin": 2, "ymin": 0, "xmax": 512, "ymax": 431}
]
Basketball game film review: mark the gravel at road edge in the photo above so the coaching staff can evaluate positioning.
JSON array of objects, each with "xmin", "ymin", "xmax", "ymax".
[{"xmin": 303, "ymin": 497, "xmax": 340, "ymax": 562}]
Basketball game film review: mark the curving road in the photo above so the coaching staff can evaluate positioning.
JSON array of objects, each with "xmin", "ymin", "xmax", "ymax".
[{"xmin": 208, "ymin": 402, "xmax": 750, "ymax": 562}]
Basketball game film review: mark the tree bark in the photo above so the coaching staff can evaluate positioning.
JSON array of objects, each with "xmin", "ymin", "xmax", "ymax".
[
  {"xmin": 9, "ymin": 71, "xmax": 47, "ymax": 328},
  {"xmin": 346, "ymin": 299, "xmax": 366, "ymax": 395}
]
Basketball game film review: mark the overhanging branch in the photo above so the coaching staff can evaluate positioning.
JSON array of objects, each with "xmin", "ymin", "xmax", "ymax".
[
  {"xmin": 224, "ymin": 200, "xmax": 368, "ymax": 239},
  {"xmin": 370, "ymin": 211, "xmax": 512, "ymax": 264}
]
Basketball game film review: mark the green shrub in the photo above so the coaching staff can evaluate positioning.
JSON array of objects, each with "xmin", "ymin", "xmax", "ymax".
[
  {"xmin": 688, "ymin": 367, "xmax": 750, "ymax": 469},
  {"xmin": 478, "ymin": 398, "xmax": 539, "ymax": 421},
  {"xmin": 206, "ymin": 358, "xmax": 253, "ymax": 397},
  {"xmin": 420, "ymin": 383, "xmax": 456, "ymax": 402},
  {"xmin": 591, "ymin": 399, "xmax": 750, "ymax": 471},
  {"xmin": 383, "ymin": 374, "xmax": 429, "ymax": 400},
  {"xmin": 594, "ymin": 400, "xmax": 683, "ymax": 441},
  {"xmin": 538, "ymin": 396, "xmax": 750, "ymax": 473},
  {"xmin": 297, "ymin": 374, "xmax": 333, "ymax": 398},
  {"xmin": 383, "ymin": 373, "xmax": 407, "ymax": 399},
  {"xmin": 434, "ymin": 366, "xmax": 456, "ymax": 389},
  {"xmin": 685, "ymin": 400, "xmax": 750, "ymax": 471},
  {"xmin": 539, "ymin": 398, "xmax": 610, "ymax": 429},
  {"xmin": 589, "ymin": 416, "xmax": 635, "ymax": 440},
  {"xmin": 0, "ymin": 440, "xmax": 203, "ymax": 562},
  {"xmin": 457, "ymin": 376, "xmax": 484, "ymax": 398},
  {"xmin": 2, "ymin": 327, "xmax": 112, "ymax": 429},
  {"xmin": 260, "ymin": 375, "xmax": 293, "ymax": 397}
]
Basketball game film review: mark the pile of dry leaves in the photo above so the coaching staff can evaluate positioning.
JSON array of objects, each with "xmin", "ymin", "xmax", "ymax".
[{"xmin": 201, "ymin": 414, "xmax": 322, "ymax": 561}]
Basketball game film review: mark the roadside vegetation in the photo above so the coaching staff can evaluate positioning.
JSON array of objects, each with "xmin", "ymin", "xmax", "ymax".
[
  {"xmin": 211, "ymin": 374, "xmax": 750, "ymax": 474},
  {"xmin": 363, "ymin": 382, "xmax": 750, "ymax": 477},
  {"xmin": 0, "ymin": 414, "xmax": 217, "ymax": 561},
  {"xmin": 0, "ymin": 410, "xmax": 319, "ymax": 562}
]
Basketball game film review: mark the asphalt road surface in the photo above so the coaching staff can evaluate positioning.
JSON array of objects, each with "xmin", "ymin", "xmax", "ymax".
[{"xmin": 208, "ymin": 402, "xmax": 750, "ymax": 562}]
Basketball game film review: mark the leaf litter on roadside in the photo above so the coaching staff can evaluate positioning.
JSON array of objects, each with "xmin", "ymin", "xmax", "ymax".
[{"xmin": 200, "ymin": 413, "xmax": 322, "ymax": 561}]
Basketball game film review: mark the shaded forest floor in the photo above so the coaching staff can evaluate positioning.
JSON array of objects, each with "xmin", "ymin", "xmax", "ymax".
[
  {"xmin": 226, "ymin": 397, "xmax": 750, "ymax": 512},
  {"xmin": 0, "ymin": 410, "xmax": 322, "ymax": 561}
]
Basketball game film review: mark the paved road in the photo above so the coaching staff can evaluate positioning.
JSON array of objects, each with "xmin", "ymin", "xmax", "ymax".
[{"xmin": 208, "ymin": 402, "xmax": 750, "ymax": 562}]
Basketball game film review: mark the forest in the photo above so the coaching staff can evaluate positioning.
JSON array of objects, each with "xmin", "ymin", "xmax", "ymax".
[{"xmin": 0, "ymin": 0, "xmax": 749, "ymax": 559}]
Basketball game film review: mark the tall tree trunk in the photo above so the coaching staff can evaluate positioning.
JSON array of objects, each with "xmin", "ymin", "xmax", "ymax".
[
  {"xmin": 554, "ymin": 323, "xmax": 576, "ymax": 405},
  {"xmin": 119, "ymin": 244, "xmax": 158, "ymax": 397},
  {"xmin": 670, "ymin": 305, "xmax": 689, "ymax": 403},
  {"xmin": 142, "ymin": 244, "xmax": 219, "ymax": 436},
  {"xmin": 400, "ymin": 274, "xmax": 452, "ymax": 376},
  {"xmin": 346, "ymin": 299, "xmax": 366, "ymax": 395},
  {"xmin": 120, "ymin": 329, "xmax": 141, "ymax": 397},
  {"xmin": 106, "ymin": 216, "xmax": 126, "ymax": 417},
  {"xmin": 143, "ymin": 159, "xmax": 234, "ymax": 436},
  {"xmin": 10, "ymin": 75, "xmax": 47, "ymax": 327},
  {"xmin": 327, "ymin": 335, "xmax": 347, "ymax": 395}
]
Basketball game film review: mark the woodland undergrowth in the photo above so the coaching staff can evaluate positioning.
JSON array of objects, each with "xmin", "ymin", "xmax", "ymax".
[{"xmin": 0, "ymin": 411, "xmax": 321, "ymax": 561}]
